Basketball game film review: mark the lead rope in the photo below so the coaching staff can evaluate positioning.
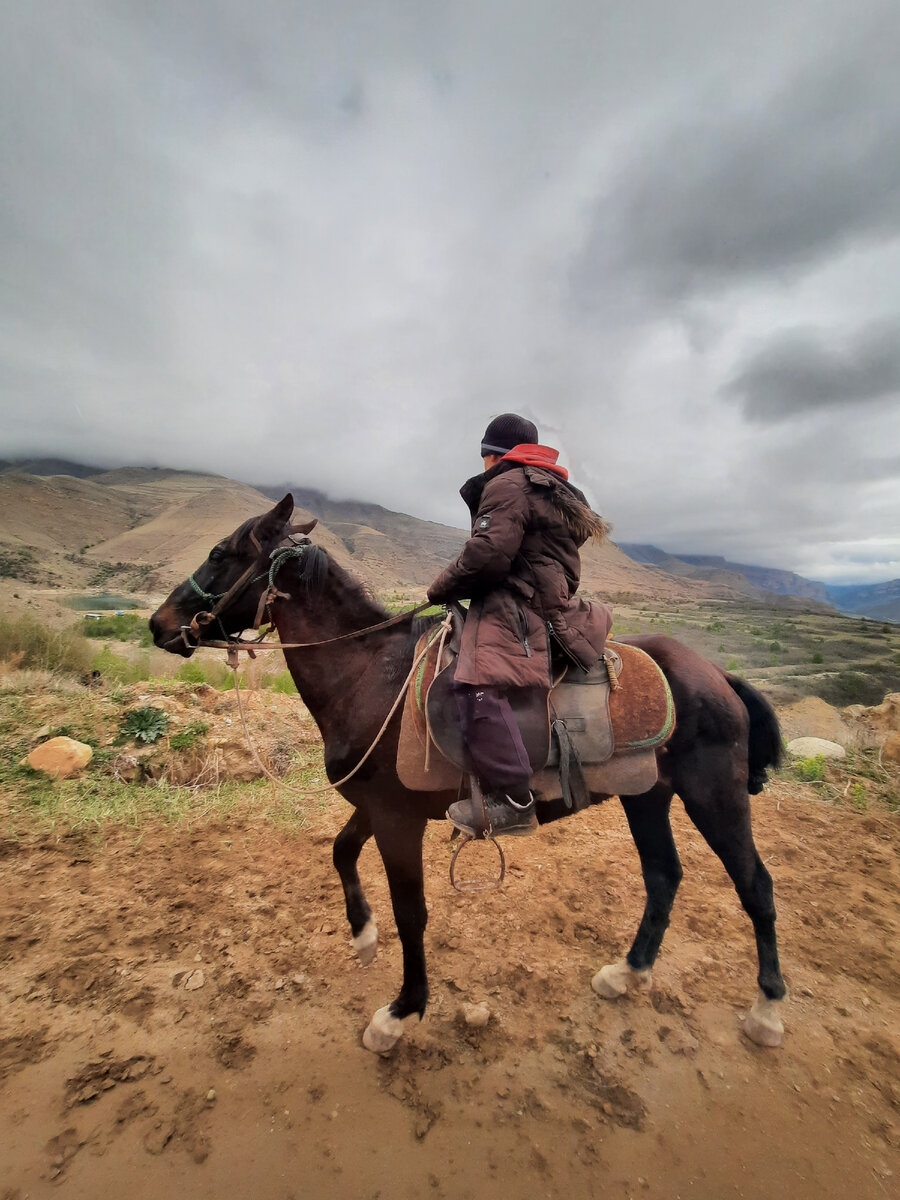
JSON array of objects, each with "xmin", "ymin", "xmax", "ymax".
[{"xmin": 226, "ymin": 613, "xmax": 453, "ymax": 799}]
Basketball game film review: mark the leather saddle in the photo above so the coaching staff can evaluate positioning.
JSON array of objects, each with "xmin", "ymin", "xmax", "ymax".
[{"xmin": 397, "ymin": 608, "xmax": 675, "ymax": 807}]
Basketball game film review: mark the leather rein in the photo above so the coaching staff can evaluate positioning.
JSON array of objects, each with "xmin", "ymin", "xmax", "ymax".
[{"xmin": 180, "ymin": 526, "xmax": 431, "ymax": 657}]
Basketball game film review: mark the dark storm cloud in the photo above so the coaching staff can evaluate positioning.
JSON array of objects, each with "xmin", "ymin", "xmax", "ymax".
[
  {"xmin": 574, "ymin": 10, "xmax": 900, "ymax": 305},
  {"xmin": 1, "ymin": 1, "xmax": 899, "ymax": 584},
  {"xmin": 725, "ymin": 322, "xmax": 900, "ymax": 421}
]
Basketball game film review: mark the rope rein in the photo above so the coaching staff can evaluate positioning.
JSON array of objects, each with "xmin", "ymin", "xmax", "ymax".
[
  {"xmin": 229, "ymin": 613, "xmax": 451, "ymax": 797},
  {"xmin": 183, "ymin": 533, "xmax": 446, "ymax": 798}
]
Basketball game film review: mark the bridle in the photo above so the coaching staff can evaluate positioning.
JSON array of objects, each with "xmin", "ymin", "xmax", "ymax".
[{"xmin": 179, "ymin": 527, "xmax": 430, "ymax": 654}]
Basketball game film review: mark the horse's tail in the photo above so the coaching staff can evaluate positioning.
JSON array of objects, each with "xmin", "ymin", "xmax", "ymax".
[{"xmin": 725, "ymin": 674, "xmax": 783, "ymax": 795}]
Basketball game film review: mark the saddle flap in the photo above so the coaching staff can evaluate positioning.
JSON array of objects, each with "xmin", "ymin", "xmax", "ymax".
[{"xmin": 425, "ymin": 658, "xmax": 552, "ymax": 775}]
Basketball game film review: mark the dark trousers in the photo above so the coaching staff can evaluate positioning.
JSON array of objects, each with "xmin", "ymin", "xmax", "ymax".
[{"xmin": 451, "ymin": 682, "xmax": 532, "ymax": 800}]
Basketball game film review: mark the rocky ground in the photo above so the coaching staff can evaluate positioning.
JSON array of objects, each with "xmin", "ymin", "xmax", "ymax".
[{"xmin": 1, "ymin": 765, "xmax": 898, "ymax": 1199}]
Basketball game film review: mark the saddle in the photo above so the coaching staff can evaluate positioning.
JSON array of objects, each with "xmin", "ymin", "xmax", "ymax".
[{"xmin": 397, "ymin": 610, "xmax": 675, "ymax": 806}]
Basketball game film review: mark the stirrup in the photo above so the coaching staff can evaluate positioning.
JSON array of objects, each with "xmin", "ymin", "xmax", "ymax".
[{"xmin": 449, "ymin": 833, "xmax": 506, "ymax": 893}]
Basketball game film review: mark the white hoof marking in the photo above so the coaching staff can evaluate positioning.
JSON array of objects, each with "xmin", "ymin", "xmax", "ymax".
[
  {"xmin": 352, "ymin": 921, "xmax": 378, "ymax": 966},
  {"xmin": 362, "ymin": 1005, "xmax": 410, "ymax": 1055},
  {"xmin": 591, "ymin": 958, "xmax": 652, "ymax": 1000},
  {"xmin": 742, "ymin": 990, "xmax": 784, "ymax": 1048}
]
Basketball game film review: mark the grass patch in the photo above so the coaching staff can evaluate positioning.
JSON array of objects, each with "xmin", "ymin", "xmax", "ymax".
[
  {"xmin": 80, "ymin": 612, "xmax": 152, "ymax": 644},
  {"xmin": 0, "ymin": 615, "xmax": 93, "ymax": 676},
  {"xmin": 91, "ymin": 645, "xmax": 152, "ymax": 685},
  {"xmin": 169, "ymin": 721, "xmax": 209, "ymax": 751}
]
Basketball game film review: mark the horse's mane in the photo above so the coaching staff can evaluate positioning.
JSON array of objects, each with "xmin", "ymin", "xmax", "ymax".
[{"xmin": 271, "ymin": 538, "xmax": 444, "ymax": 680}]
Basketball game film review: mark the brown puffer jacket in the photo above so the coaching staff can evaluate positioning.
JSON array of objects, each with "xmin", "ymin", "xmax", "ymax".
[{"xmin": 427, "ymin": 457, "xmax": 613, "ymax": 688}]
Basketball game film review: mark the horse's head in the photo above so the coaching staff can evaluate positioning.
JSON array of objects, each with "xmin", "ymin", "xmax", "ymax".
[{"xmin": 149, "ymin": 494, "xmax": 317, "ymax": 655}]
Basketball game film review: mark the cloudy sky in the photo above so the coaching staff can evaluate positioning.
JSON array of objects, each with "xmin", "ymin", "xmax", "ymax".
[{"xmin": 3, "ymin": 1, "xmax": 899, "ymax": 583}]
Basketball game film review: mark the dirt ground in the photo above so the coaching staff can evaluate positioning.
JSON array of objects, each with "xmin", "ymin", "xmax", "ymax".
[{"xmin": 1, "ymin": 783, "xmax": 898, "ymax": 1200}]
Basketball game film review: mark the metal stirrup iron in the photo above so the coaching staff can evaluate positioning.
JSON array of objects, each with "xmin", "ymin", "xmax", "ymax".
[{"xmin": 449, "ymin": 777, "xmax": 506, "ymax": 893}]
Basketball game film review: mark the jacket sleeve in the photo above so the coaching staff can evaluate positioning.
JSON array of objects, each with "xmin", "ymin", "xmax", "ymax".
[{"xmin": 427, "ymin": 474, "xmax": 529, "ymax": 604}]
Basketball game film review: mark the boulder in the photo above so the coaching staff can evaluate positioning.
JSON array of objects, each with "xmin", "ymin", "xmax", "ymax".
[
  {"xmin": 883, "ymin": 732, "xmax": 900, "ymax": 766},
  {"xmin": 26, "ymin": 736, "xmax": 93, "ymax": 779},
  {"xmin": 842, "ymin": 692, "xmax": 900, "ymax": 749},
  {"xmin": 786, "ymin": 737, "xmax": 846, "ymax": 761},
  {"xmin": 777, "ymin": 697, "xmax": 851, "ymax": 746}
]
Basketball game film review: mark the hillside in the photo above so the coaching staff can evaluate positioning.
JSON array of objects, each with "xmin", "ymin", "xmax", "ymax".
[
  {"xmin": 621, "ymin": 543, "xmax": 897, "ymax": 622},
  {"xmin": 0, "ymin": 467, "xmax": 739, "ymax": 620},
  {"xmin": 4, "ymin": 462, "xmax": 890, "ymax": 627}
]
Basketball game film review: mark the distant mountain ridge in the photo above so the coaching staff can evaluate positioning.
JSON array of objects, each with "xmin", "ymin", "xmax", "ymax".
[
  {"xmin": 2, "ymin": 458, "xmax": 894, "ymax": 620},
  {"xmin": 620, "ymin": 544, "xmax": 899, "ymax": 623}
]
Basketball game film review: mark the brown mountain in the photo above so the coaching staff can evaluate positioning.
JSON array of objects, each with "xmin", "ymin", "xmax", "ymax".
[{"xmin": 1, "ymin": 467, "xmax": 733, "ymax": 612}]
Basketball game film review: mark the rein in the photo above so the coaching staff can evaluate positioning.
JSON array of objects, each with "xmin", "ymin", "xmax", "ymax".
[
  {"xmin": 181, "ymin": 533, "xmax": 432, "ymax": 652},
  {"xmin": 178, "ymin": 529, "xmax": 443, "ymax": 798},
  {"xmin": 229, "ymin": 613, "xmax": 452, "ymax": 797}
]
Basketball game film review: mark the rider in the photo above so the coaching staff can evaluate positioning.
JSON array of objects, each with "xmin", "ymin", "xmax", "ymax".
[{"xmin": 427, "ymin": 413, "xmax": 612, "ymax": 837}]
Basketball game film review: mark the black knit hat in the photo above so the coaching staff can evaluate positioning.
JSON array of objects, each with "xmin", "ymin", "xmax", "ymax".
[{"xmin": 481, "ymin": 412, "xmax": 539, "ymax": 457}]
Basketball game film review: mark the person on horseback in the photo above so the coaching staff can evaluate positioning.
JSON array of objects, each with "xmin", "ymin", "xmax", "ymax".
[{"xmin": 427, "ymin": 413, "xmax": 612, "ymax": 837}]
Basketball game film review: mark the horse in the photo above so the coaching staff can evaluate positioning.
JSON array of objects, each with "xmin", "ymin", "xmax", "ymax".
[{"xmin": 149, "ymin": 494, "xmax": 788, "ymax": 1053}]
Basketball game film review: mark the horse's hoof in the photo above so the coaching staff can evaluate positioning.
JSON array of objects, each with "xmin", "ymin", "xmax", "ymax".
[
  {"xmin": 742, "ymin": 991, "xmax": 784, "ymax": 1048},
  {"xmin": 362, "ymin": 1005, "xmax": 406, "ymax": 1054},
  {"xmin": 353, "ymin": 921, "xmax": 378, "ymax": 966},
  {"xmin": 592, "ymin": 958, "xmax": 652, "ymax": 1000}
]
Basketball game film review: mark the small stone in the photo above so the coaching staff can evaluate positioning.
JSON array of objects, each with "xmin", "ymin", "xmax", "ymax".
[
  {"xmin": 26, "ymin": 736, "xmax": 93, "ymax": 779},
  {"xmin": 206, "ymin": 1089, "xmax": 216, "ymax": 1103},
  {"xmin": 461, "ymin": 1001, "xmax": 491, "ymax": 1028},
  {"xmin": 274, "ymin": 978, "xmax": 285, "ymax": 990},
  {"xmin": 183, "ymin": 969, "xmax": 205, "ymax": 991}
]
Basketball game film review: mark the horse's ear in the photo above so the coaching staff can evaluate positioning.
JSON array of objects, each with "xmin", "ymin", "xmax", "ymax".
[
  {"xmin": 257, "ymin": 493, "xmax": 294, "ymax": 536},
  {"xmin": 289, "ymin": 518, "xmax": 318, "ymax": 535}
]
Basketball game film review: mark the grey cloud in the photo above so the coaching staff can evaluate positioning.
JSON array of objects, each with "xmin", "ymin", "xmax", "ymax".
[
  {"xmin": 2, "ymin": 2, "xmax": 900, "ymax": 585},
  {"xmin": 574, "ymin": 7, "xmax": 900, "ymax": 305},
  {"xmin": 724, "ymin": 322, "xmax": 900, "ymax": 421}
]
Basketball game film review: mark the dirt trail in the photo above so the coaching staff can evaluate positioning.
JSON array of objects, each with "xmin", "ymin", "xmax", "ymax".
[{"xmin": 1, "ymin": 784, "xmax": 898, "ymax": 1199}]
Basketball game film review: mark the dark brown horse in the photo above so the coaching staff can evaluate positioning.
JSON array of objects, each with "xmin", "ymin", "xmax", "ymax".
[{"xmin": 150, "ymin": 495, "xmax": 788, "ymax": 1053}]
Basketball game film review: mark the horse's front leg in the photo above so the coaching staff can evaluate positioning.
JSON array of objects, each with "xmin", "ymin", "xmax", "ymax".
[
  {"xmin": 362, "ymin": 807, "xmax": 429, "ymax": 1054},
  {"xmin": 332, "ymin": 807, "xmax": 379, "ymax": 964}
]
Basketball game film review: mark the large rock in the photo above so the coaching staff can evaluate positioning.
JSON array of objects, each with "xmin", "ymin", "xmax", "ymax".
[
  {"xmin": 842, "ymin": 692, "xmax": 900, "ymax": 749},
  {"xmin": 777, "ymin": 697, "xmax": 851, "ymax": 746},
  {"xmin": 26, "ymin": 736, "xmax": 93, "ymax": 779},
  {"xmin": 786, "ymin": 737, "xmax": 846, "ymax": 761},
  {"xmin": 883, "ymin": 731, "xmax": 900, "ymax": 765}
]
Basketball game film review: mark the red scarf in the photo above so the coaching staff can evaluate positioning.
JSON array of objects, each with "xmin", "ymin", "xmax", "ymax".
[{"xmin": 500, "ymin": 443, "xmax": 569, "ymax": 481}]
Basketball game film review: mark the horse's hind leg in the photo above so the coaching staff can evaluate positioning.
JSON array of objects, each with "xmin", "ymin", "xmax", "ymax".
[
  {"xmin": 676, "ymin": 748, "xmax": 786, "ymax": 1047},
  {"xmin": 332, "ymin": 808, "xmax": 378, "ymax": 965},
  {"xmin": 593, "ymin": 784, "xmax": 680, "ymax": 999},
  {"xmin": 362, "ymin": 809, "xmax": 429, "ymax": 1054}
]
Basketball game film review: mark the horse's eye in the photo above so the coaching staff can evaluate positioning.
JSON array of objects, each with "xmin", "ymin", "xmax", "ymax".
[{"xmin": 209, "ymin": 547, "xmax": 225, "ymax": 563}]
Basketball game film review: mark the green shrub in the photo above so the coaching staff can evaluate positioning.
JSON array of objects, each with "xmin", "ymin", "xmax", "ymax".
[
  {"xmin": 80, "ymin": 613, "xmax": 152, "ymax": 644},
  {"xmin": 91, "ymin": 645, "xmax": 152, "ymax": 684},
  {"xmin": 120, "ymin": 707, "xmax": 169, "ymax": 743},
  {"xmin": 0, "ymin": 615, "xmax": 93, "ymax": 676},
  {"xmin": 176, "ymin": 661, "xmax": 208, "ymax": 685},
  {"xmin": 169, "ymin": 721, "xmax": 209, "ymax": 750},
  {"xmin": 794, "ymin": 755, "xmax": 826, "ymax": 782},
  {"xmin": 811, "ymin": 652, "xmax": 823, "ymax": 664},
  {"xmin": 266, "ymin": 670, "xmax": 298, "ymax": 695},
  {"xmin": 0, "ymin": 543, "xmax": 40, "ymax": 581},
  {"xmin": 725, "ymin": 657, "xmax": 742, "ymax": 671}
]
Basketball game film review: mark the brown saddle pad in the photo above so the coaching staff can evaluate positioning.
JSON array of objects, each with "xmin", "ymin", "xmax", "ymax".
[{"xmin": 396, "ymin": 628, "xmax": 675, "ymax": 793}]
